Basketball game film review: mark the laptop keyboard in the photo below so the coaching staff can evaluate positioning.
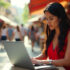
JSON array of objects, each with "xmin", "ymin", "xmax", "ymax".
[{"xmin": 33, "ymin": 64, "xmax": 58, "ymax": 70}]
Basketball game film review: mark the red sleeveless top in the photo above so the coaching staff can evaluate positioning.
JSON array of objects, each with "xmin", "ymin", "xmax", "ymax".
[{"xmin": 47, "ymin": 30, "xmax": 70, "ymax": 70}]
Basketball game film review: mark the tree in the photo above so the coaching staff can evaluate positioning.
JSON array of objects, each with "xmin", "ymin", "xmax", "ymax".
[
  {"xmin": 0, "ymin": 0, "xmax": 10, "ymax": 9},
  {"xmin": 22, "ymin": 4, "xmax": 29, "ymax": 24}
]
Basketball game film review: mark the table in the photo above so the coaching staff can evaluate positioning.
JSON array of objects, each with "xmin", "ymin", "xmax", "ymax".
[
  {"xmin": 2, "ymin": 63, "xmax": 29, "ymax": 70},
  {"xmin": 1, "ymin": 62, "xmax": 66, "ymax": 70}
]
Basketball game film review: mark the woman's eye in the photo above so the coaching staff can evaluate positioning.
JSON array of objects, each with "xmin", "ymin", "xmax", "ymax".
[
  {"xmin": 49, "ymin": 18, "xmax": 53, "ymax": 20},
  {"xmin": 46, "ymin": 18, "xmax": 53, "ymax": 22},
  {"xmin": 46, "ymin": 18, "xmax": 48, "ymax": 21}
]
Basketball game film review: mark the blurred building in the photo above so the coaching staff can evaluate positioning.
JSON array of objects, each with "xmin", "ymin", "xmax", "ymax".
[
  {"xmin": 0, "ymin": 0, "xmax": 18, "ymax": 26},
  {"xmin": 4, "ymin": 0, "xmax": 11, "ymax": 3},
  {"xmin": 0, "ymin": 0, "xmax": 11, "ymax": 16}
]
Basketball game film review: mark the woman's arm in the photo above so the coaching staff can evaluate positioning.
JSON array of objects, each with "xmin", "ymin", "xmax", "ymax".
[
  {"xmin": 40, "ymin": 32, "xmax": 70, "ymax": 66},
  {"xmin": 52, "ymin": 32, "xmax": 70, "ymax": 66},
  {"xmin": 6, "ymin": 29, "xmax": 8, "ymax": 39},
  {"xmin": 19, "ymin": 31, "xmax": 23, "ymax": 40},
  {"xmin": 33, "ymin": 53, "xmax": 47, "ymax": 60},
  {"xmin": 11, "ymin": 31, "xmax": 15, "ymax": 40},
  {"xmin": 33, "ymin": 44, "xmax": 48, "ymax": 60},
  {"xmin": 31, "ymin": 43, "xmax": 48, "ymax": 64}
]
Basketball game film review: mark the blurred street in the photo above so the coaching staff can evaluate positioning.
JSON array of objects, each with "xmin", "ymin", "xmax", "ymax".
[
  {"xmin": 0, "ymin": 36, "xmax": 41, "ymax": 70},
  {"xmin": 0, "ymin": 1, "xmax": 69, "ymax": 70}
]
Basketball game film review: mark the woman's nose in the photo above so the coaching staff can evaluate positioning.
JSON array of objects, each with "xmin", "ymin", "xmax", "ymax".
[{"xmin": 47, "ymin": 20, "xmax": 51, "ymax": 24}]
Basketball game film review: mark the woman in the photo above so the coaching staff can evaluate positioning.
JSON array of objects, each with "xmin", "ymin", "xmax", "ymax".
[
  {"xmin": 32, "ymin": 2, "xmax": 70, "ymax": 70},
  {"xmin": 7, "ymin": 25, "xmax": 14, "ymax": 41},
  {"xmin": 29, "ymin": 26, "xmax": 36, "ymax": 52},
  {"xmin": 0, "ymin": 20, "xmax": 4, "ymax": 40},
  {"xmin": 14, "ymin": 26, "xmax": 22, "ymax": 41},
  {"xmin": 1, "ymin": 25, "xmax": 7, "ymax": 41}
]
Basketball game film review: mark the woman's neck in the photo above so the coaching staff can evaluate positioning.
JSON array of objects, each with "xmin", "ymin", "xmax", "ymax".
[{"xmin": 55, "ymin": 27, "xmax": 60, "ymax": 36}]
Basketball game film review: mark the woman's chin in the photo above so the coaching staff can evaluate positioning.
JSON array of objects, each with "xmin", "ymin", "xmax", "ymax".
[{"xmin": 49, "ymin": 27, "xmax": 54, "ymax": 30}]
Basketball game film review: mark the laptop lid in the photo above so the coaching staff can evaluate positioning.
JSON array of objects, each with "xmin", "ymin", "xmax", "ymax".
[
  {"xmin": 3, "ymin": 41, "xmax": 58, "ymax": 70},
  {"xmin": 4, "ymin": 41, "xmax": 34, "ymax": 70}
]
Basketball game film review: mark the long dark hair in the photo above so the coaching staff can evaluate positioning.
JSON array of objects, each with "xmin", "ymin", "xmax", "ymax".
[
  {"xmin": 31, "ymin": 26, "xmax": 35, "ymax": 31},
  {"xmin": 16, "ymin": 26, "xmax": 20, "ymax": 32},
  {"xmin": 44, "ymin": 2, "xmax": 70, "ymax": 54}
]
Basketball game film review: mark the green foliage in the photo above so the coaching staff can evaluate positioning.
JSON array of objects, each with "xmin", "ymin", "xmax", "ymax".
[
  {"xmin": 22, "ymin": 4, "xmax": 29, "ymax": 24},
  {"xmin": 14, "ymin": 16, "xmax": 20, "ymax": 23},
  {"xmin": 0, "ymin": 0, "xmax": 10, "ymax": 8}
]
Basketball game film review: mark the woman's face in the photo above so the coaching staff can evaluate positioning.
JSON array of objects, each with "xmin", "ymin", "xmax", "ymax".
[{"xmin": 45, "ymin": 11, "xmax": 60, "ymax": 30}]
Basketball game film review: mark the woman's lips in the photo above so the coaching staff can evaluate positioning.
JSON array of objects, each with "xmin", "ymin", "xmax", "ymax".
[{"xmin": 49, "ymin": 25, "xmax": 52, "ymax": 27}]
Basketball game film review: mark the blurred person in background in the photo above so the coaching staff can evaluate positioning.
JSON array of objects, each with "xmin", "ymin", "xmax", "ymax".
[
  {"xmin": 14, "ymin": 26, "xmax": 22, "ymax": 41},
  {"xmin": 32, "ymin": 2, "xmax": 70, "ymax": 70},
  {"xmin": 0, "ymin": 19, "xmax": 4, "ymax": 40},
  {"xmin": 27, "ymin": 26, "xmax": 31, "ymax": 40},
  {"xmin": 1, "ymin": 25, "xmax": 7, "ymax": 41},
  {"xmin": 29, "ymin": 25, "xmax": 36, "ymax": 52},
  {"xmin": 7, "ymin": 25, "xmax": 14, "ymax": 41},
  {"xmin": 20, "ymin": 24, "xmax": 26, "ymax": 41}
]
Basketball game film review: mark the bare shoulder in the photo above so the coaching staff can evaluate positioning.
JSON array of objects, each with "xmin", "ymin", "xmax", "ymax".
[
  {"xmin": 65, "ymin": 31, "xmax": 70, "ymax": 59},
  {"xmin": 67, "ymin": 31, "xmax": 70, "ymax": 40}
]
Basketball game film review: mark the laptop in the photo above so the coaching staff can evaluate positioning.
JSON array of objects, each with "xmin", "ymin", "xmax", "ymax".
[{"xmin": 3, "ymin": 41, "xmax": 58, "ymax": 70}]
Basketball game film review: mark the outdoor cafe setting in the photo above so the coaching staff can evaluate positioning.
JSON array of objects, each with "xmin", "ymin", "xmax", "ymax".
[{"xmin": 0, "ymin": 0, "xmax": 70, "ymax": 70}]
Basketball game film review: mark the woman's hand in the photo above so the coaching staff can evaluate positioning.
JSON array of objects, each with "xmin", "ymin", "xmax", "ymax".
[
  {"xmin": 31, "ymin": 58, "xmax": 40, "ymax": 64},
  {"xmin": 31, "ymin": 58, "xmax": 50, "ymax": 65}
]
